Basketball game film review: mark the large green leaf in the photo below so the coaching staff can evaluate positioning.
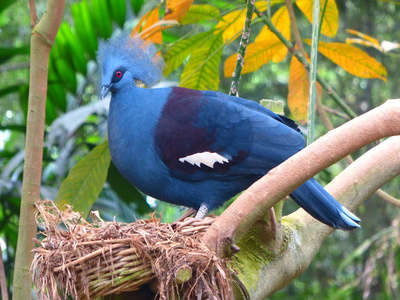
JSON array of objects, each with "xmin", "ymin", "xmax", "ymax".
[
  {"xmin": 164, "ymin": 31, "xmax": 213, "ymax": 76},
  {"xmin": 58, "ymin": 23, "xmax": 87, "ymax": 75},
  {"xmin": 179, "ymin": 32, "xmax": 223, "ymax": 91},
  {"xmin": 47, "ymin": 82, "xmax": 67, "ymax": 112},
  {"xmin": 54, "ymin": 141, "xmax": 111, "ymax": 217},
  {"xmin": 51, "ymin": 25, "xmax": 78, "ymax": 93},
  {"xmin": 131, "ymin": 0, "xmax": 144, "ymax": 15},
  {"xmin": 45, "ymin": 99, "xmax": 57, "ymax": 125},
  {"xmin": 107, "ymin": 0, "xmax": 126, "ymax": 27},
  {"xmin": 72, "ymin": 0, "xmax": 98, "ymax": 59},
  {"xmin": 181, "ymin": 4, "xmax": 220, "ymax": 25},
  {"xmin": 91, "ymin": 0, "xmax": 112, "ymax": 39}
]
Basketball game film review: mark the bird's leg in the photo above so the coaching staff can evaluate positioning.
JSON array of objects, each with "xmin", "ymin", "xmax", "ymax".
[
  {"xmin": 195, "ymin": 203, "xmax": 209, "ymax": 219},
  {"xmin": 175, "ymin": 207, "xmax": 196, "ymax": 222}
]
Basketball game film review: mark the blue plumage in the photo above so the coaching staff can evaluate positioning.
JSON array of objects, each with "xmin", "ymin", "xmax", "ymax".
[{"xmin": 98, "ymin": 34, "xmax": 360, "ymax": 230}]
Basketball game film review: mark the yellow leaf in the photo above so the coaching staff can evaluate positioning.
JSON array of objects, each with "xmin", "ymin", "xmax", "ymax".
[
  {"xmin": 254, "ymin": 5, "xmax": 289, "ymax": 63},
  {"xmin": 346, "ymin": 29, "xmax": 380, "ymax": 46},
  {"xmin": 216, "ymin": 9, "xmax": 248, "ymax": 43},
  {"xmin": 224, "ymin": 39, "xmax": 286, "ymax": 77},
  {"xmin": 254, "ymin": 0, "xmax": 286, "ymax": 11},
  {"xmin": 296, "ymin": 0, "xmax": 338, "ymax": 38},
  {"xmin": 164, "ymin": 0, "xmax": 194, "ymax": 22},
  {"xmin": 305, "ymin": 40, "xmax": 387, "ymax": 81},
  {"xmin": 272, "ymin": 47, "xmax": 288, "ymax": 63},
  {"xmin": 134, "ymin": 9, "xmax": 151, "ymax": 32},
  {"xmin": 255, "ymin": 5, "xmax": 290, "ymax": 42},
  {"xmin": 288, "ymin": 55, "xmax": 322, "ymax": 124},
  {"xmin": 346, "ymin": 38, "xmax": 382, "ymax": 51},
  {"xmin": 216, "ymin": 1, "xmax": 282, "ymax": 43},
  {"xmin": 133, "ymin": 7, "xmax": 163, "ymax": 44}
]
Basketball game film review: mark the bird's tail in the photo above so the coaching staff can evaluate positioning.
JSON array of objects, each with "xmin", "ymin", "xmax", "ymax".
[{"xmin": 290, "ymin": 178, "xmax": 360, "ymax": 230}]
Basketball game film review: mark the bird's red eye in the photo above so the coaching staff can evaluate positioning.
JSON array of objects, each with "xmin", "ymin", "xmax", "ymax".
[{"xmin": 116, "ymin": 70, "xmax": 122, "ymax": 78}]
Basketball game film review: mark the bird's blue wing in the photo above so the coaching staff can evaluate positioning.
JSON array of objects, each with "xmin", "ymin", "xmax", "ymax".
[{"xmin": 154, "ymin": 87, "xmax": 305, "ymax": 181}]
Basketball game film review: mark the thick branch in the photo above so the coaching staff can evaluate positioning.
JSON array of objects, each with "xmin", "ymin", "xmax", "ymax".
[
  {"xmin": 12, "ymin": 0, "xmax": 65, "ymax": 298},
  {"xmin": 249, "ymin": 135, "xmax": 400, "ymax": 299},
  {"xmin": 202, "ymin": 100, "xmax": 400, "ymax": 256}
]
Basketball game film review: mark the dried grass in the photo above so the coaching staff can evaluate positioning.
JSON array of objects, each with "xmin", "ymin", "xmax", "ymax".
[{"xmin": 31, "ymin": 201, "xmax": 233, "ymax": 300}]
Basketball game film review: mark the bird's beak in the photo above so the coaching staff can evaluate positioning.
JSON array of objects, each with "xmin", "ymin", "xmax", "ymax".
[{"xmin": 101, "ymin": 84, "xmax": 113, "ymax": 100}]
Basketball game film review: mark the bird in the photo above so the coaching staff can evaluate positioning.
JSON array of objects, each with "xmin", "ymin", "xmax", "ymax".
[{"xmin": 97, "ymin": 34, "xmax": 360, "ymax": 231}]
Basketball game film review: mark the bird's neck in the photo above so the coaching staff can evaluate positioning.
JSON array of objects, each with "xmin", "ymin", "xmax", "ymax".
[{"xmin": 107, "ymin": 87, "xmax": 169, "ymax": 198}]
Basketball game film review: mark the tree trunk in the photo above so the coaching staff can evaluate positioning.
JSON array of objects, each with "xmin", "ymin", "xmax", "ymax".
[{"xmin": 12, "ymin": 1, "xmax": 65, "ymax": 298}]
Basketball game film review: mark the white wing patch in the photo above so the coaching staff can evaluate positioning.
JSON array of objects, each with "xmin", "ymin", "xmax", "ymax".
[{"xmin": 179, "ymin": 151, "xmax": 229, "ymax": 168}]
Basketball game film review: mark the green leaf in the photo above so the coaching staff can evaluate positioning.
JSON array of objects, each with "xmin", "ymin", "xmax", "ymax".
[
  {"xmin": 0, "ymin": 124, "xmax": 26, "ymax": 133},
  {"xmin": 0, "ymin": 0, "xmax": 13, "ymax": 13},
  {"xmin": 19, "ymin": 85, "xmax": 29, "ymax": 123},
  {"xmin": 0, "ymin": 46, "xmax": 30, "ymax": 64},
  {"xmin": 53, "ymin": 56, "xmax": 77, "ymax": 93},
  {"xmin": 91, "ymin": 0, "xmax": 112, "ymax": 39},
  {"xmin": 131, "ymin": 0, "xmax": 144, "ymax": 15},
  {"xmin": 45, "ymin": 99, "xmax": 57, "ymax": 125},
  {"xmin": 54, "ymin": 141, "xmax": 112, "ymax": 217},
  {"xmin": 180, "ymin": 32, "xmax": 223, "ymax": 91},
  {"xmin": 108, "ymin": 0, "xmax": 127, "ymax": 27},
  {"xmin": 164, "ymin": 31, "xmax": 213, "ymax": 76},
  {"xmin": 181, "ymin": 4, "xmax": 220, "ymax": 25},
  {"xmin": 47, "ymin": 83, "xmax": 67, "ymax": 112},
  {"xmin": 47, "ymin": 57, "xmax": 67, "ymax": 113},
  {"xmin": 58, "ymin": 23, "xmax": 87, "ymax": 75},
  {"xmin": 72, "ymin": 0, "xmax": 98, "ymax": 59},
  {"xmin": 0, "ymin": 85, "xmax": 20, "ymax": 97}
]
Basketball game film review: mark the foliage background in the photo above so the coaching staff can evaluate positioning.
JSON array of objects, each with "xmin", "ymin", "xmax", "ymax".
[{"xmin": 1, "ymin": 0, "xmax": 399, "ymax": 298}]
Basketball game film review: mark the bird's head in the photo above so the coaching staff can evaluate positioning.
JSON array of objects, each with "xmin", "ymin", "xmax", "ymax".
[{"xmin": 97, "ymin": 34, "xmax": 164, "ymax": 99}]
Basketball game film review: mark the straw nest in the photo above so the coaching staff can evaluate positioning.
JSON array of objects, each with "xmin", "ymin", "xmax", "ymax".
[{"xmin": 31, "ymin": 200, "xmax": 234, "ymax": 299}]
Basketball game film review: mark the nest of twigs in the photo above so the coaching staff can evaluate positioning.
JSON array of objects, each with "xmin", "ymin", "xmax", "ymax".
[{"xmin": 32, "ymin": 201, "xmax": 234, "ymax": 299}]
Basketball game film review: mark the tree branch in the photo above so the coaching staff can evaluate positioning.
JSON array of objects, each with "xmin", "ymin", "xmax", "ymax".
[
  {"xmin": 285, "ymin": 0, "xmax": 306, "ymax": 56},
  {"xmin": 0, "ymin": 243, "xmax": 8, "ymax": 300},
  {"xmin": 246, "ymin": 135, "xmax": 400, "ymax": 299},
  {"xmin": 375, "ymin": 189, "xmax": 400, "ymax": 208},
  {"xmin": 228, "ymin": 0, "xmax": 255, "ymax": 96},
  {"xmin": 29, "ymin": 0, "xmax": 38, "ymax": 28},
  {"xmin": 12, "ymin": 0, "xmax": 65, "ymax": 298},
  {"xmin": 202, "ymin": 99, "xmax": 400, "ymax": 256}
]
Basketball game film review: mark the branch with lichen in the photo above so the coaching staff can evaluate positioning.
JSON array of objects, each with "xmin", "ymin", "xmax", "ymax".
[
  {"xmin": 253, "ymin": 6, "xmax": 357, "ymax": 119},
  {"xmin": 229, "ymin": 0, "xmax": 256, "ymax": 96}
]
